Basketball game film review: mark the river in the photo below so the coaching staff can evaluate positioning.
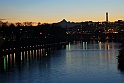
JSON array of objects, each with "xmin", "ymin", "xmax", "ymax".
[{"xmin": 0, "ymin": 41, "xmax": 124, "ymax": 83}]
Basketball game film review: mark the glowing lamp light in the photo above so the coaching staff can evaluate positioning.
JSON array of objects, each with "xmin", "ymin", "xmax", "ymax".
[
  {"xmin": 46, "ymin": 52, "xmax": 48, "ymax": 56},
  {"xmin": 40, "ymin": 32, "xmax": 42, "ymax": 34},
  {"xmin": 3, "ymin": 38, "xmax": 5, "ymax": 40},
  {"xmin": 20, "ymin": 29, "xmax": 23, "ymax": 30}
]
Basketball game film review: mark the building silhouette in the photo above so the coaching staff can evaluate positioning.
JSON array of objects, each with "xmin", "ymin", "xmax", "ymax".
[
  {"xmin": 59, "ymin": 19, "xmax": 80, "ymax": 28},
  {"xmin": 106, "ymin": 12, "xmax": 108, "ymax": 22}
]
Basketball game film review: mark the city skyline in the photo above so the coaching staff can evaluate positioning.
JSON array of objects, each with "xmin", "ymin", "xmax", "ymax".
[{"xmin": 0, "ymin": 0, "xmax": 124, "ymax": 23}]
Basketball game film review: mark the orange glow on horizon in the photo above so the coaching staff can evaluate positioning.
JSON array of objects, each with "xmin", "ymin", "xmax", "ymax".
[{"xmin": 2, "ymin": 14, "xmax": 124, "ymax": 23}]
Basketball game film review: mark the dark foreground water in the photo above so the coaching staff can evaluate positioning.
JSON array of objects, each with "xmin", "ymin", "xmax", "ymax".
[{"xmin": 0, "ymin": 41, "xmax": 124, "ymax": 83}]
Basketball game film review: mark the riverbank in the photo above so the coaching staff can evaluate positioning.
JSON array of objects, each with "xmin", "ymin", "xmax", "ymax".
[
  {"xmin": 118, "ymin": 43, "xmax": 124, "ymax": 61},
  {"xmin": 118, "ymin": 42, "xmax": 124, "ymax": 72},
  {"xmin": 0, "ymin": 42, "xmax": 68, "ymax": 55}
]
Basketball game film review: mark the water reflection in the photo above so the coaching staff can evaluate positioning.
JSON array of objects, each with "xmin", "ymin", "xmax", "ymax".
[
  {"xmin": 0, "ymin": 42, "xmax": 120, "ymax": 72},
  {"xmin": 82, "ymin": 42, "xmax": 88, "ymax": 50},
  {"xmin": 0, "ymin": 48, "xmax": 52, "ymax": 72},
  {"xmin": 0, "ymin": 41, "xmax": 123, "ymax": 83},
  {"xmin": 99, "ymin": 42, "xmax": 102, "ymax": 50}
]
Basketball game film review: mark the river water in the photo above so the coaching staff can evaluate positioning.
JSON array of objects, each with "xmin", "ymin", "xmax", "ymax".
[{"xmin": 0, "ymin": 41, "xmax": 124, "ymax": 83}]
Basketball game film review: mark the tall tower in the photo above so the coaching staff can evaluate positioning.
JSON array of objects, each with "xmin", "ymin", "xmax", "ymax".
[{"xmin": 106, "ymin": 12, "xmax": 108, "ymax": 22}]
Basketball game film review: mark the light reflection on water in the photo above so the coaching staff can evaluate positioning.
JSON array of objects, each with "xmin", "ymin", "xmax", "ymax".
[{"xmin": 0, "ymin": 41, "xmax": 124, "ymax": 83}]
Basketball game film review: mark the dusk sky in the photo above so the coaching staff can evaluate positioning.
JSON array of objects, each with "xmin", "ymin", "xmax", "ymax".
[{"xmin": 0, "ymin": 0, "xmax": 124, "ymax": 23}]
